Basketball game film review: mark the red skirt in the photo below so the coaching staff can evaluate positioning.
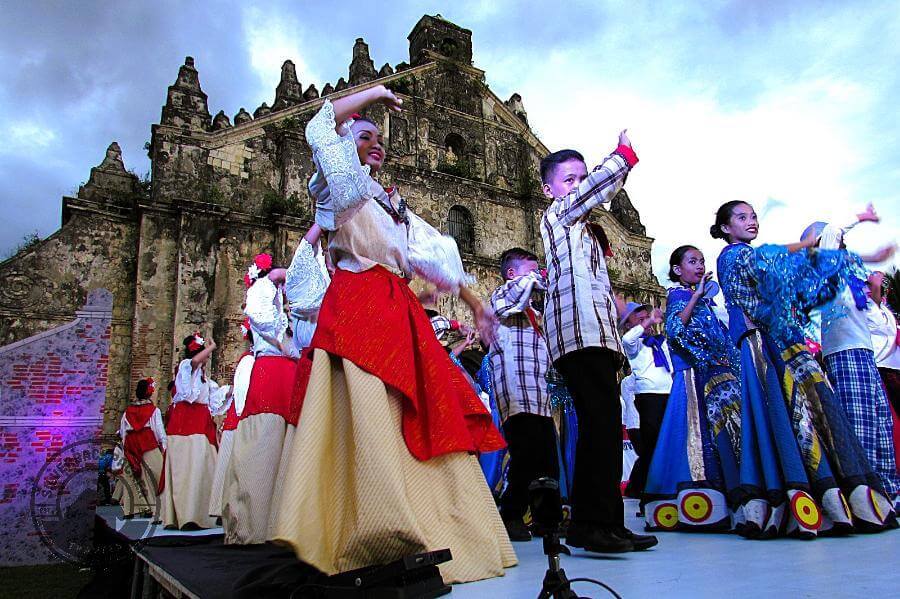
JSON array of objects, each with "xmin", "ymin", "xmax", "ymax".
[
  {"xmin": 166, "ymin": 402, "xmax": 218, "ymax": 449},
  {"xmin": 222, "ymin": 402, "xmax": 239, "ymax": 432},
  {"xmin": 308, "ymin": 266, "xmax": 505, "ymax": 461},
  {"xmin": 240, "ymin": 355, "xmax": 298, "ymax": 425}
]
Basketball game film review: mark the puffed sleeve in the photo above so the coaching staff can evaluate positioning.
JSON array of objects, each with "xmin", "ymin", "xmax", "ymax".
[
  {"xmin": 306, "ymin": 99, "xmax": 372, "ymax": 231},
  {"xmin": 407, "ymin": 211, "xmax": 474, "ymax": 294},
  {"xmin": 244, "ymin": 278, "xmax": 282, "ymax": 339},
  {"xmin": 172, "ymin": 359, "xmax": 195, "ymax": 404},
  {"xmin": 285, "ymin": 239, "xmax": 330, "ymax": 317}
]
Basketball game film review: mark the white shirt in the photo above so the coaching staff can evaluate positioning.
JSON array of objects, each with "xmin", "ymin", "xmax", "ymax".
[
  {"xmin": 119, "ymin": 403, "xmax": 167, "ymax": 451},
  {"xmin": 620, "ymin": 374, "xmax": 640, "ymax": 429},
  {"xmin": 173, "ymin": 359, "xmax": 225, "ymax": 406},
  {"xmin": 231, "ymin": 353, "xmax": 256, "ymax": 416},
  {"xmin": 866, "ymin": 299, "xmax": 900, "ymax": 371},
  {"xmin": 244, "ymin": 277, "xmax": 289, "ymax": 357},
  {"xmin": 816, "ymin": 218, "xmax": 872, "ymax": 356},
  {"xmin": 622, "ymin": 325, "xmax": 673, "ymax": 395},
  {"xmin": 820, "ymin": 286, "xmax": 873, "ymax": 356}
]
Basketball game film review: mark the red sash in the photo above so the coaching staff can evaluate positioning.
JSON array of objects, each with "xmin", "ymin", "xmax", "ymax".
[
  {"xmin": 240, "ymin": 356, "xmax": 298, "ymax": 424},
  {"xmin": 223, "ymin": 402, "xmax": 239, "ymax": 431},
  {"xmin": 123, "ymin": 404, "xmax": 160, "ymax": 477},
  {"xmin": 309, "ymin": 266, "xmax": 505, "ymax": 461},
  {"xmin": 166, "ymin": 401, "xmax": 218, "ymax": 449}
]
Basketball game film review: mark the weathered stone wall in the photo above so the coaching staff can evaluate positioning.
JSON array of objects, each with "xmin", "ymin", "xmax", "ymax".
[{"xmin": 0, "ymin": 14, "xmax": 665, "ymax": 438}]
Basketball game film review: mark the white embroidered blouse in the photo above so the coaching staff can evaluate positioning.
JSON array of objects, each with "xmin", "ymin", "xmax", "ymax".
[{"xmin": 306, "ymin": 99, "xmax": 471, "ymax": 294}]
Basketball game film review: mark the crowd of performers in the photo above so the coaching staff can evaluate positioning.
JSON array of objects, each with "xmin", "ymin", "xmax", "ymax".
[{"xmin": 108, "ymin": 84, "xmax": 900, "ymax": 585}]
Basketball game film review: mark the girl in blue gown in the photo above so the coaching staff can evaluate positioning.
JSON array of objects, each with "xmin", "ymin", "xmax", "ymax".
[
  {"xmin": 713, "ymin": 201, "xmax": 895, "ymax": 538},
  {"xmin": 644, "ymin": 246, "xmax": 743, "ymax": 532}
]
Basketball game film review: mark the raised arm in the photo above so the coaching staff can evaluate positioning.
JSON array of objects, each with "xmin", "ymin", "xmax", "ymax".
[
  {"xmin": 553, "ymin": 131, "xmax": 639, "ymax": 227},
  {"xmin": 490, "ymin": 271, "xmax": 545, "ymax": 320}
]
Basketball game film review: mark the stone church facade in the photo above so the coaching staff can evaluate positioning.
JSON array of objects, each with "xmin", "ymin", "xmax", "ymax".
[{"xmin": 0, "ymin": 15, "xmax": 664, "ymax": 436}]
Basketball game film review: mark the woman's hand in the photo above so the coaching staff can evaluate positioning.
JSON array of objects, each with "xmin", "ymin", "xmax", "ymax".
[
  {"xmin": 377, "ymin": 86, "xmax": 403, "ymax": 112},
  {"xmin": 474, "ymin": 304, "xmax": 498, "ymax": 347}
]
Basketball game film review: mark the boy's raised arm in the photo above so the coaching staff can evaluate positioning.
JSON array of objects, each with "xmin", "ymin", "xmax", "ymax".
[{"xmin": 555, "ymin": 130, "xmax": 639, "ymax": 227}]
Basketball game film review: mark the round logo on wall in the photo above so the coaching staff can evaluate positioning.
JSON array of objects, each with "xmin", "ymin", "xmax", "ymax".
[{"xmin": 30, "ymin": 437, "xmax": 160, "ymax": 566}]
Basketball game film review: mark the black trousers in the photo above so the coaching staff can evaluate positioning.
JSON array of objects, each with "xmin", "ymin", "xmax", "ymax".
[
  {"xmin": 629, "ymin": 393, "xmax": 669, "ymax": 505},
  {"xmin": 500, "ymin": 413, "xmax": 560, "ymax": 520},
  {"xmin": 554, "ymin": 347, "xmax": 624, "ymax": 529}
]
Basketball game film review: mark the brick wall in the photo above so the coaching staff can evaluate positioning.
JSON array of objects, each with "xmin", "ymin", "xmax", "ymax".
[{"xmin": 0, "ymin": 289, "xmax": 111, "ymax": 565}]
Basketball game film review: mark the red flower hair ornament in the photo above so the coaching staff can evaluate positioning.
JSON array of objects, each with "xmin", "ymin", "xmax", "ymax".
[
  {"xmin": 187, "ymin": 331, "xmax": 206, "ymax": 353},
  {"xmin": 246, "ymin": 253, "xmax": 273, "ymax": 286}
]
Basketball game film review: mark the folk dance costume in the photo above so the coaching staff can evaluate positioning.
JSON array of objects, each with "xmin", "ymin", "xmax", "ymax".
[
  {"xmin": 161, "ymin": 347, "xmax": 226, "ymax": 530},
  {"xmin": 208, "ymin": 320, "xmax": 254, "ymax": 519},
  {"xmin": 811, "ymin": 221, "xmax": 900, "ymax": 500},
  {"xmin": 620, "ymin": 304, "xmax": 674, "ymax": 504},
  {"xmin": 115, "ymin": 383, "xmax": 167, "ymax": 519},
  {"xmin": 540, "ymin": 143, "xmax": 640, "ymax": 541},
  {"xmin": 221, "ymin": 255, "xmax": 302, "ymax": 545},
  {"xmin": 489, "ymin": 271, "xmax": 559, "ymax": 530},
  {"xmin": 475, "ymin": 353, "xmax": 508, "ymax": 497},
  {"xmin": 621, "ymin": 374, "xmax": 641, "ymax": 497},
  {"xmin": 270, "ymin": 100, "xmax": 514, "ymax": 584},
  {"xmin": 865, "ymin": 293, "xmax": 900, "ymax": 478},
  {"xmin": 717, "ymin": 242, "xmax": 895, "ymax": 538},
  {"xmin": 866, "ymin": 294, "xmax": 900, "ymax": 416},
  {"xmin": 644, "ymin": 286, "xmax": 742, "ymax": 532}
]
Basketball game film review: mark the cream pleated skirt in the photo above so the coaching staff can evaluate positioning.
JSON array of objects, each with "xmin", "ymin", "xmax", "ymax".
[
  {"xmin": 271, "ymin": 351, "xmax": 517, "ymax": 584},
  {"xmin": 161, "ymin": 435, "xmax": 217, "ymax": 529},
  {"xmin": 222, "ymin": 413, "xmax": 295, "ymax": 544},
  {"xmin": 208, "ymin": 429, "xmax": 235, "ymax": 518},
  {"xmin": 114, "ymin": 447, "xmax": 163, "ymax": 518}
]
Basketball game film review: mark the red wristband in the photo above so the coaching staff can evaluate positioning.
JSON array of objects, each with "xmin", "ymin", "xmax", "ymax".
[{"xmin": 615, "ymin": 144, "xmax": 639, "ymax": 168}]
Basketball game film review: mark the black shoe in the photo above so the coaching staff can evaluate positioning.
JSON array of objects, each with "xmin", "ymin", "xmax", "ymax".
[
  {"xmin": 613, "ymin": 526, "xmax": 658, "ymax": 551},
  {"xmin": 565, "ymin": 526, "xmax": 633, "ymax": 553},
  {"xmin": 503, "ymin": 518, "xmax": 532, "ymax": 542}
]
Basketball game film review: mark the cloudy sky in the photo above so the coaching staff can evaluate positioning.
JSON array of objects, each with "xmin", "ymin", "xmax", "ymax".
[{"xmin": 2, "ymin": 1, "xmax": 898, "ymax": 283}]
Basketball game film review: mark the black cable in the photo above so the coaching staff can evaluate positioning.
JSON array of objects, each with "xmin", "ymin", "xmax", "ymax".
[{"xmin": 541, "ymin": 576, "xmax": 623, "ymax": 599}]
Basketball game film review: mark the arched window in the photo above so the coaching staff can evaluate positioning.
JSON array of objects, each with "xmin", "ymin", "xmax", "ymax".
[{"xmin": 448, "ymin": 205, "xmax": 475, "ymax": 254}]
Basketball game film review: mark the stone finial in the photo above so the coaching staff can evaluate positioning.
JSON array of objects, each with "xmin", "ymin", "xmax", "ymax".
[
  {"xmin": 610, "ymin": 189, "xmax": 646, "ymax": 235},
  {"xmin": 334, "ymin": 77, "xmax": 348, "ymax": 91},
  {"xmin": 303, "ymin": 84, "xmax": 319, "ymax": 100},
  {"xmin": 321, "ymin": 82, "xmax": 334, "ymax": 95},
  {"xmin": 349, "ymin": 37, "xmax": 377, "ymax": 85},
  {"xmin": 234, "ymin": 108, "xmax": 252, "ymax": 125},
  {"xmin": 273, "ymin": 60, "xmax": 303, "ymax": 110},
  {"xmin": 505, "ymin": 93, "xmax": 528, "ymax": 124},
  {"xmin": 77, "ymin": 142, "xmax": 139, "ymax": 201},
  {"xmin": 160, "ymin": 56, "xmax": 211, "ymax": 130},
  {"xmin": 395, "ymin": 61, "xmax": 411, "ymax": 72},
  {"xmin": 253, "ymin": 102, "xmax": 271, "ymax": 118},
  {"xmin": 211, "ymin": 110, "xmax": 232, "ymax": 131},
  {"xmin": 378, "ymin": 63, "xmax": 394, "ymax": 77}
]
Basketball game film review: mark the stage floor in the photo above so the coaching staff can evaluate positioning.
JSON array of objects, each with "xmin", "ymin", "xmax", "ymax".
[{"xmin": 112, "ymin": 500, "xmax": 900, "ymax": 598}]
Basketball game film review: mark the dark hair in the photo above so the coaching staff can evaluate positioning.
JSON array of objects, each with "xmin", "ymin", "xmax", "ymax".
[
  {"xmin": 540, "ymin": 149, "xmax": 585, "ymax": 183},
  {"xmin": 135, "ymin": 379, "xmax": 152, "ymax": 400},
  {"xmin": 668, "ymin": 245, "xmax": 700, "ymax": 282},
  {"xmin": 351, "ymin": 115, "xmax": 378, "ymax": 130},
  {"xmin": 183, "ymin": 335, "xmax": 202, "ymax": 360},
  {"xmin": 710, "ymin": 201, "xmax": 750, "ymax": 240},
  {"xmin": 246, "ymin": 329, "xmax": 254, "ymax": 344},
  {"xmin": 499, "ymin": 247, "xmax": 539, "ymax": 279},
  {"xmin": 167, "ymin": 380, "xmax": 176, "ymax": 393}
]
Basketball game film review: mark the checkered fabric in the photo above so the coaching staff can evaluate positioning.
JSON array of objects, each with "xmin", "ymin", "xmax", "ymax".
[
  {"xmin": 490, "ymin": 272, "xmax": 552, "ymax": 421},
  {"xmin": 540, "ymin": 148, "xmax": 636, "ymax": 363},
  {"xmin": 825, "ymin": 348, "xmax": 900, "ymax": 496}
]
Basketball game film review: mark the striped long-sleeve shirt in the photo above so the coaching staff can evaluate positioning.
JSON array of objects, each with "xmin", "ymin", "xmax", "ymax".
[
  {"xmin": 489, "ymin": 271, "xmax": 552, "ymax": 421},
  {"xmin": 540, "ymin": 146, "xmax": 638, "ymax": 363}
]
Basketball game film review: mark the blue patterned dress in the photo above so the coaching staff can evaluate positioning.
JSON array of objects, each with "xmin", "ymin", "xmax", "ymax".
[
  {"xmin": 644, "ymin": 286, "xmax": 743, "ymax": 532},
  {"xmin": 475, "ymin": 354, "xmax": 508, "ymax": 497},
  {"xmin": 718, "ymin": 242, "xmax": 895, "ymax": 538}
]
